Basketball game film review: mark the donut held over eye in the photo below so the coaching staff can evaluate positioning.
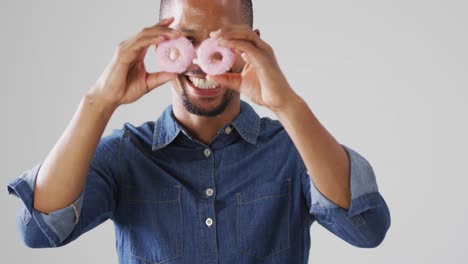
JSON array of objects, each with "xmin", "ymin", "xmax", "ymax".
[
  {"xmin": 197, "ymin": 37, "xmax": 235, "ymax": 75},
  {"xmin": 154, "ymin": 36, "xmax": 195, "ymax": 73}
]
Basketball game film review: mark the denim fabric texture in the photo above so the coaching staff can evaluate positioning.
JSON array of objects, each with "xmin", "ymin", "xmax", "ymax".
[{"xmin": 6, "ymin": 100, "xmax": 391, "ymax": 264}]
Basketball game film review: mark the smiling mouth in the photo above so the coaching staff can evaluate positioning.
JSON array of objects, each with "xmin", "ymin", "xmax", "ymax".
[{"xmin": 184, "ymin": 75, "xmax": 220, "ymax": 89}]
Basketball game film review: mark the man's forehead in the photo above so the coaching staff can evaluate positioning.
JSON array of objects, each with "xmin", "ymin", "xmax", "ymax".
[
  {"xmin": 168, "ymin": 0, "xmax": 242, "ymax": 19},
  {"xmin": 172, "ymin": 0, "xmax": 241, "ymax": 8},
  {"xmin": 168, "ymin": 0, "xmax": 242, "ymax": 33}
]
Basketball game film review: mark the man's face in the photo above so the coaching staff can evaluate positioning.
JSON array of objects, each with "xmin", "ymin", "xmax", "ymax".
[{"xmin": 164, "ymin": 0, "xmax": 246, "ymax": 117}]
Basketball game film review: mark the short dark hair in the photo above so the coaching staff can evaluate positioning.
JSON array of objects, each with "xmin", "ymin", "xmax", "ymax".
[{"xmin": 159, "ymin": 0, "xmax": 253, "ymax": 28}]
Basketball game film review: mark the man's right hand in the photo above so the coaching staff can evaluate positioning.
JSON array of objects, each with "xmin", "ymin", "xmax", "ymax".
[
  {"xmin": 29, "ymin": 17, "xmax": 183, "ymax": 216},
  {"xmin": 87, "ymin": 16, "xmax": 181, "ymax": 108}
]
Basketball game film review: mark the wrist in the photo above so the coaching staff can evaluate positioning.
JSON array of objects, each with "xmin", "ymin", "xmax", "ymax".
[
  {"xmin": 270, "ymin": 92, "xmax": 304, "ymax": 117},
  {"xmin": 82, "ymin": 92, "xmax": 119, "ymax": 116}
]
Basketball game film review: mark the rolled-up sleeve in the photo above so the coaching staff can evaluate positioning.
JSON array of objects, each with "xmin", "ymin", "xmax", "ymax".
[
  {"xmin": 6, "ymin": 128, "xmax": 122, "ymax": 248},
  {"xmin": 6, "ymin": 162, "xmax": 84, "ymax": 248},
  {"xmin": 301, "ymin": 144, "xmax": 391, "ymax": 248}
]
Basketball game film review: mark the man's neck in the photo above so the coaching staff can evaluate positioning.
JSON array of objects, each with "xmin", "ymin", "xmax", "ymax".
[{"xmin": 172, "ymin": 97, "xmax": 241, "ymax": 145}]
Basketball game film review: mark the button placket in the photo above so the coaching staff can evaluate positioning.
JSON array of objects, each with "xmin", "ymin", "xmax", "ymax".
[{"xmin": 198, "ymin": 145, "xmax": 219, "ymax": 261}]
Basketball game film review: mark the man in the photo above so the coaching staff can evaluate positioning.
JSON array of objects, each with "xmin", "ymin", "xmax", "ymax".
[{"xmin": 6, "ymin": 0, "xmax": 391, "ymax": 263}]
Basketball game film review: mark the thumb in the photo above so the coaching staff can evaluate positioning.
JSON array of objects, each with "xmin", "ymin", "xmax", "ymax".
[
  {"xmin": 206, "ymin": 73, "xmax": 242, "ymax": 93},
  {"xmin": 146, "ymin": 71, "xmax": 178, "ymax": 92}
]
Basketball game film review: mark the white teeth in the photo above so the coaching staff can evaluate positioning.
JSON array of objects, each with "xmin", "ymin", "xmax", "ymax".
[{"xmin": 188, "ymin": 76, "xmax": 220, "ymax": 89}]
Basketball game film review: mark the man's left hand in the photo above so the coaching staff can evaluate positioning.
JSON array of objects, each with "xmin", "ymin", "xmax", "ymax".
[{"xmin": 207, "ymin": 24, "xmax": 299, "ymax": 112}]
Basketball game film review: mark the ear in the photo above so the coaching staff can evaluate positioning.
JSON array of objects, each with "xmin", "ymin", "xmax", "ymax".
[{"xmin": 254, "ymin": 29, "xmax": 260, "ymax": 37}]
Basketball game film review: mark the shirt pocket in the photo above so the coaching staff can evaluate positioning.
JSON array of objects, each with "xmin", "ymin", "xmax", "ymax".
[
  {"xmin": 236, "ymin": 178, "xmax": 291, "ymax": 260},
  {"xmin": 125, "ymin": 185, "xmax": 183, "ymax": 263}
]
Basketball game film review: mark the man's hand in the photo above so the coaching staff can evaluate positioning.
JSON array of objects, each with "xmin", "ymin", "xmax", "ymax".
[
  {"xmin": 206, "ymin": 24, "xmax": 300, "ymax": 112},
  {"xmin": 87, "ymin": 17, "xmax": 181, "ymax": 108}
]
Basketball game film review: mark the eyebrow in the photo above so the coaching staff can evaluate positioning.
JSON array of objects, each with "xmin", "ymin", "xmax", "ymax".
[{"xmin": 180, "ymin": 28, "xmax": 197, "ymax": 34}]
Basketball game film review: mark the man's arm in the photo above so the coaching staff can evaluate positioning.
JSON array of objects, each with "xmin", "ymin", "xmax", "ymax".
[
  {"xmin": 32, "ymin": 16, "xmax": 181, "ymax": 214},
  {"xmin": 7, "ymin": 127, "xmax": 121, "ymax": 247},
  {"xmin": 32, "ymin": 94, "xmax": 116, "ymax": 214},
  {"xmin": 274, "ymin": 95, "xmax": 391, "ymax": 247},
  {"xmin": 273, "ymin": 95, "xmax": 351, "ymax": 208},
  {"xmin": 6, "ymin": 18, "xmax": 181, "ymax": 248},
  {"xmin": 6, "ymin": 92, "xmax": 117, "ymax": 248}
]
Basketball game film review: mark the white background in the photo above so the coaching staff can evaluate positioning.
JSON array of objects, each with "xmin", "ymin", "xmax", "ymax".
[{"xmin": 1, "ymin": 0, "xmax": 467, "ymax": 263}]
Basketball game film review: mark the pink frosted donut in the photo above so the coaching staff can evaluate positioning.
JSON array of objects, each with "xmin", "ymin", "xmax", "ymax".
[
  {"xmin": 155, "ymin": 37, "xmax": 195, "ymax": 73},
  {"xmin": 197, "ymin": 37, "xmax": 235, "ymax": 75}
]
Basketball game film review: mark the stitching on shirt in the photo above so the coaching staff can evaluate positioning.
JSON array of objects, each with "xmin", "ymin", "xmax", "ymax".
[
  {"xmin": 237, "ymin": 193, "xmax": 289, "ymax": 205},
  {"xmin": 195, "ymin": 161, "xmax": 206, "ymax": 264},
  {"xmin": 127, "ymin": 199, "xmax": 179, "ymax": 204},
  {"xmin": 118, "ymin": 129, "xmax": 125, "ymax": 192},
  {"xmin": 130, "ymin": 253, "xmax": 181, "ymax": 264},
  {"xmin": 177, "ymin": 186, "xmax": 184, "ymax": 257}
]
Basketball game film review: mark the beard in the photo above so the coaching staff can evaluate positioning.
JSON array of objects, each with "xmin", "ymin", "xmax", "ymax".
[{"xmin": 180, "ymin": 82, "xmax": 235, "ymax": 117}]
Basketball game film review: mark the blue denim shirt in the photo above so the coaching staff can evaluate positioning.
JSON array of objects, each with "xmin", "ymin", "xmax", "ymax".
[{"xmin": 7, "ymin": 100, "xmax": 390, "ymax": 264}]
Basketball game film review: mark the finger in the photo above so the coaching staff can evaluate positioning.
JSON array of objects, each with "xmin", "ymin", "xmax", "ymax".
[
  {"xmin": 146, "ymin": 71, "xmax": 178, "ymax": 91},
  {"xmin": 136, "ymin": 36, "xmax": 166, "ymax": 61},
  {"xmin": 206, "ymin": 73, "xmax": 242, "ymax": 93},
  {"xmin": 114, "ymin": 19, "xmax": 181, "ymax": 67},
  {"xmin": 217, "ymin": 39, "xmax": 258, "ymax": 56},
  {"xmin": 217, "ymin": 39, "xmax": 266, "ymax": 67},
  {"xmin": 136, "ymin": 45, "xmax": 148, "ymax": 62},
  {"xmin": 132, "ymin": 35, "xmax": 167, "ymax": 53},
  {"xmin": 157, "ymin": 16, "xmax": 175, "ymax": 26},
  {"xmin": 119, "ymin": 33, "xmax": 179, "ymax": 66},
  {"xmin": 118, "ymin": 36, "xmax": 166, "ymax": 66},
  {"xmin": 136, "ymin": 17, "xmax": 181, "ymax": 40},
  {"xmin": 137, "ymin": 26, "xmax": 181, "ymax": 40},
  {"xmin": 240, "ymin": 52, "xmax": 253, "ymax": 64},
  {"xmin": 213, "ymin": 28, "xmax": 270, "ymax": 52}
]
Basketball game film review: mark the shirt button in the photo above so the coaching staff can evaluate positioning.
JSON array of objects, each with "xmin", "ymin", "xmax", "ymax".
[
  {"xmin": 205, "ymin": 188, "xmax": 214, "ymax": 197},
  {"xmin": 204, "ymin": 148, "xmax": 211, "ymax": 157},
  {"xmin": 205, "ymin": 218, "xmax": 213, "ymax": 227},
  {"xmin": 224, "ymin": 126, "xmax": 232, "ymax": 135}
]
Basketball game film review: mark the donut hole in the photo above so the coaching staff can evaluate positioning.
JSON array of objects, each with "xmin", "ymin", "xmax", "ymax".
[
  {"xmin": 209, "ymin": 52, "xmax": 223, "ymax": 63},
  {"xmin": 169, "ymin": 47, "xmax": 180, "ymax": 61}
]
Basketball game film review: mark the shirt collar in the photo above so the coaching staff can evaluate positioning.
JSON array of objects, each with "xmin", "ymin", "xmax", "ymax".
[{"xmin": 152, "ymin": 100, "xmax": 260, "ymax": 151}]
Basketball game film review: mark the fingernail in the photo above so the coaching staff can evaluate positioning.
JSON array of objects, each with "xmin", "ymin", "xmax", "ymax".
[
  {"xmin": 211, "ymin": 29, "xmax": 221, "ymax": 36},
  {"xmin": 160, "ymin": 17, "xmax": 173, "ymax": 23}
]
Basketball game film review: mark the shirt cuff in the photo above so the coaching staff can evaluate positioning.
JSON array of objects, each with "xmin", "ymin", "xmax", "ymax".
[
  {"xmin": 6, "ymin": 162, "xmax": 84, "ymax": 246},
  {"xmin": 308, "ymin": 144, "xmax": 382, "ymax": 217}
]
